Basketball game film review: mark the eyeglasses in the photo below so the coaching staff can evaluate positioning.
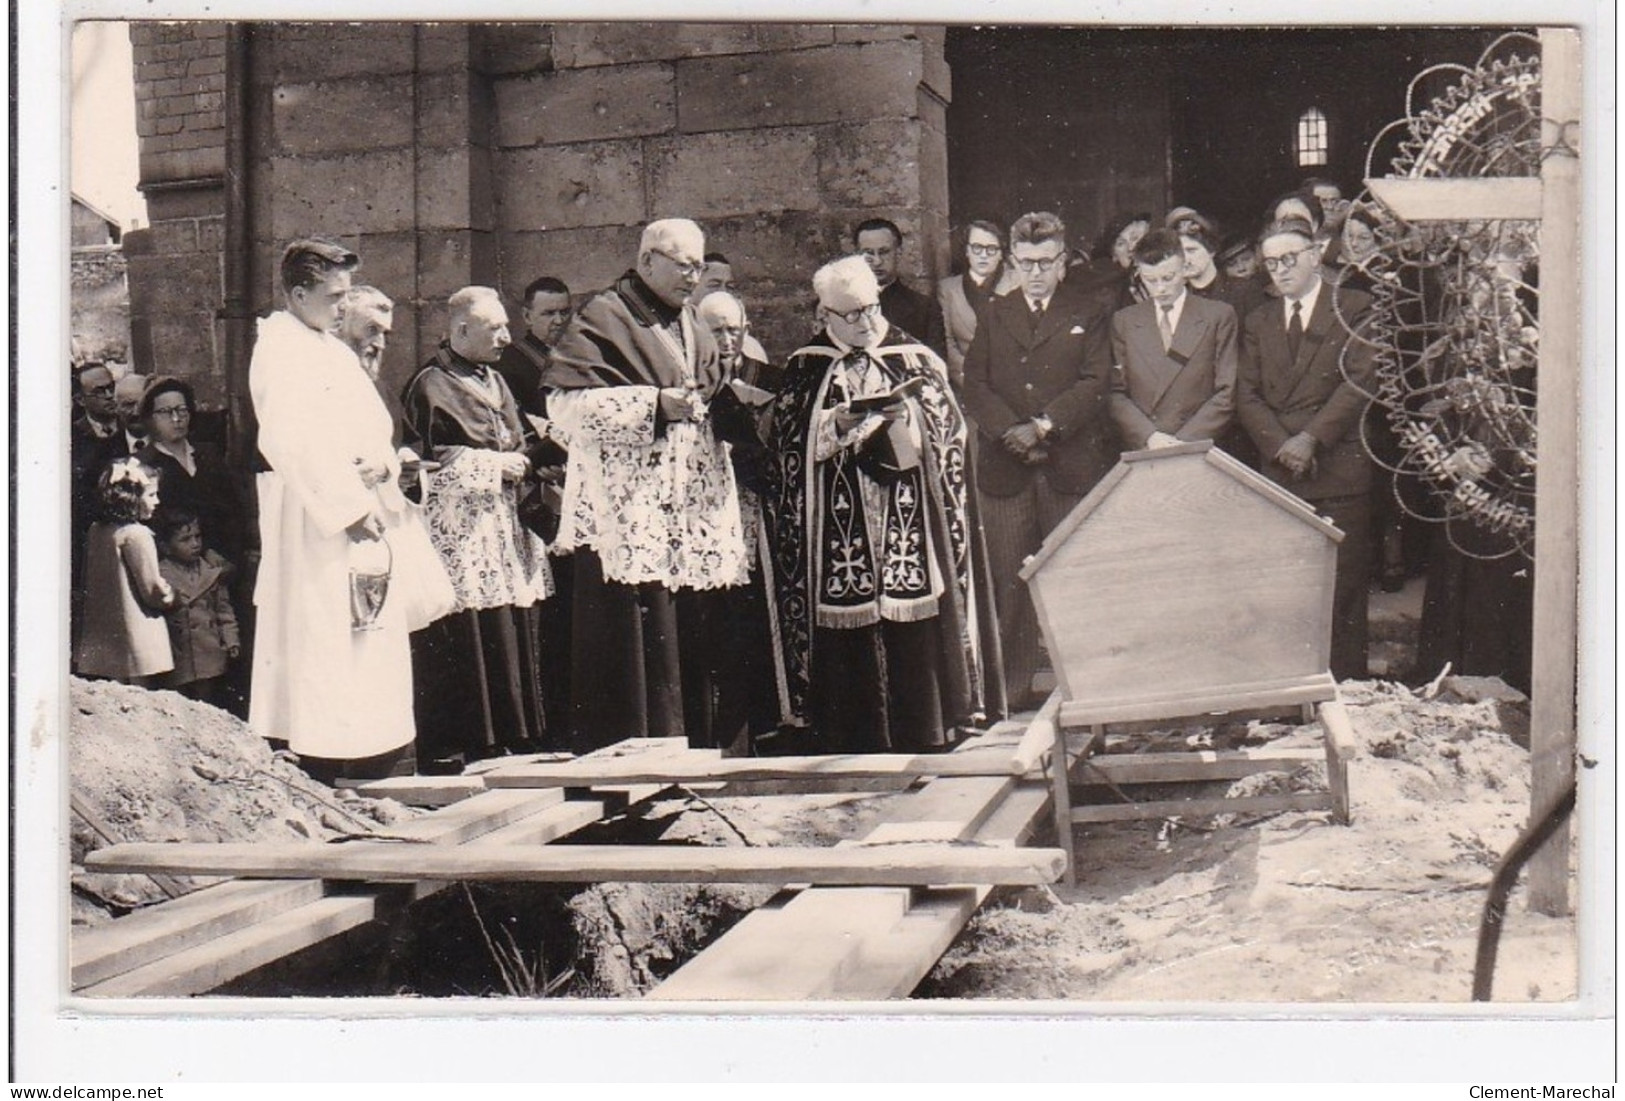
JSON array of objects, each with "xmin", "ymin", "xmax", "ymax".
[
  {"xmin": 1012, "ymin": 254, "xmax": 1064, "ymax": 273},
  {"xmin": 1260, "ymin": 245, "xmax": 1319, "ymax": 273},
  {"xmin": 83, "ymin": 382, "xmax": 115, "ymax": 397},
  {"xmin": 828, "ymin": 302, "xmax": 882, "ymax": 326},
  {"xmin": 151, "ymin": 405, "xmax": 191, "ymax": 420},
  {"xmin": 966, "ymin": 243, "xmax": 1003, "ymax": 258},
  {"xmin": 651, "ymin": 249, "xmax": 705, "ymax": 279}
]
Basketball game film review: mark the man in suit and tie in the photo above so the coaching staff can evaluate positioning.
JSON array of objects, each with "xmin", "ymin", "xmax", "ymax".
[
  {"xmin": 855, "ymin": 218, "xmax": 948, "ymax": 360},
  {"xmin": 962, "ymin": 211, "xmax": 1117, "ymax": 709},
  {"xmin": 1236, "ymin": 217, "xmax": 1378, "ymax": 680},
  {"xmin": 1108, "ymin": 227, "xmax": 1238, "ymax": 452}
]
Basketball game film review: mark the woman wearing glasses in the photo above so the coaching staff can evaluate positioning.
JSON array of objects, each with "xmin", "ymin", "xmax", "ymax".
[
  {"xmin": 1235, "ymin": 217, "xmax": 1379, "ymax": 681},
  {"xmin": 134, "ymin": 375, "xmax": 247, "ymax": 571},
  {"xmin": 937, "ymin": 219, "xmax": 1019, "ymax": 391}
]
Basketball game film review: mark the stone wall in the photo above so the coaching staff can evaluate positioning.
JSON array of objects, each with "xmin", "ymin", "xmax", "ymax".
[
  {"xmin": 488, "ymin": 23, "xmax": 952, "ymax": 360},
  {"xmin": 128, "ymin": 21, "xmax": 953, "ymax": 405},
  {"xmin": 69, "ymin": 247, "xmax": 131, "ymax": 366}
]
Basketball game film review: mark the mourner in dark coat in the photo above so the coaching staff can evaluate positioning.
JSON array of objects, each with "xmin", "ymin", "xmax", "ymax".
[
  {"xmin": 960, "ymin": 211, "xmax": 1117, "ymax": 709},
  {"xmin": 1236, "ymin": 217, "xmax": 1378, "ymax": 680}
]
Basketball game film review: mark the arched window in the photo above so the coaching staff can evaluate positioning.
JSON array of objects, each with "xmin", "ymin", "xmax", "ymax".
[{"xmin": 1297, "ymin": 107, "xmax": 1329, "ymax": 167}]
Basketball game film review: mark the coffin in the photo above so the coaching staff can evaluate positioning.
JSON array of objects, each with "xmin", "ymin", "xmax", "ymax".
[{"xmin": 1018, "ymin": 441, "xmax": 1343, "ymax": 722}]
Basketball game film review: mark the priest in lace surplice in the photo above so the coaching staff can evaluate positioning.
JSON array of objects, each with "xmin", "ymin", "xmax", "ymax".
[
  {"xmin": 402, "ymin": 287, "xmax": 553, "ymax": 769},
  {"xmin": 768, "ymin": 256, "xmax": 1006, "ymax": 754},
  {"xmin": 542, "ymin": 218, "xmax": 749, "ymax": 752}
]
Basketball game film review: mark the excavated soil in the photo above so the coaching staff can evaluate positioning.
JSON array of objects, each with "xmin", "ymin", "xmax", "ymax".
[
  {"xmin": 920, "ymin": 677, "xmax": 1576, "ymax": 1003},
  {"xmin": 69, "ymin": 668, "xmax": 1577, "ymax": 1004}
]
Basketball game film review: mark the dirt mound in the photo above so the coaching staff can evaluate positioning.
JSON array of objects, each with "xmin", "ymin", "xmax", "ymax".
[
  {"xmin": 923, "ymin": 678, "xmax": 1575, "ymax": 1003},
  {"xmin": 69, "ymin": 676, "xmax": 415, "ymax": 917}
]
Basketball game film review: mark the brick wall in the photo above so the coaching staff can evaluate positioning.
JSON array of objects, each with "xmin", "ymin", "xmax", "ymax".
[
  {"xmin": 127, "ymin": 22, "xmax": 228, "ymax": 403},
  {"xmin": 132, "ymin": 21, "xmax": 227, "ymax": 183}
]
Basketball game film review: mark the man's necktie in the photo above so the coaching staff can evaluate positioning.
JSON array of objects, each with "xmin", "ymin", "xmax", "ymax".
[
  {"xmin": 1158, "ymin": 304, "xmax": 1175, "ymax": 352},
  {"xmin": 1287, "ymin": 300, "xmax": 1304, "ymax": 361},
  {"xmin": 1029, "ymin": 298, "xmax": 1044, "ymax": 332}
]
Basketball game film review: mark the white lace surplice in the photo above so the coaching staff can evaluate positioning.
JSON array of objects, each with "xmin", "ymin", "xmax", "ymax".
[
  {"xmin": 422, "ymin": 447, "xmax": 552, "ymax": 612},
  {"xmin": 550, "ymin": 386, "xmax": 747, "ymax": 590}
]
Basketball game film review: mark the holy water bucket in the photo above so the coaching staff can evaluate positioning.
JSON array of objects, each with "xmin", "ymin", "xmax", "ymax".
[{"xmin": 348, "ymin": 535, "xmax": 393, "ymax": 632}]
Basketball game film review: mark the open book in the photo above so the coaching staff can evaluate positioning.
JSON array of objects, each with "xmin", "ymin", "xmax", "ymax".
[{"xmin": 845, "ymin": 373, "xmax": 927, "ymax": 415}]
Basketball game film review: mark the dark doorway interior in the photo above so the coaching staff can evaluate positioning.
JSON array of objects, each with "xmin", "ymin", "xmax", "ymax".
[{"xmin": 944, "ymin": 25, "xmax": 1520, "ymax": 250}]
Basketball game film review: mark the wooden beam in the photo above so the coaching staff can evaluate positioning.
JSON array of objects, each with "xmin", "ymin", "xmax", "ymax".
[
  {"xmin": 85, "ymin": 841, "xmax": 1067, "ymax": 887},
  {"xmin": 641, "ymin": 887, "xmax": 917, "ymax": 1001},
  {"xmin": 1317, "ymin": 699, "xmax": 1357, "ymax": 826},
  {"xmin": 1365, "ymin": 177, "xmax": 1543, "ymax": 220},
  {"xmin": 482, "ymin": 746, "xmax": 1023, "ymax": 787},
  {"xmin": 71, "ymin": 878, "xmax": 324, "ymax": 990},
  {"xmin": 1528, "ymin": 27, "xmax": 1582, "ymax": 917},
  {"xmin": 648, "ymin": 776, "xmax": 1048, "ymax": 1001},
  {"xmin": 1009, "ymin": 689, "xmax": 1064, "ymax": 776},
  {"xmin": 345, "ymin": 775, "xmax": 486, "ymax": 807},
  {"xmin": 461, "ymin": 801, "xmax": 607, "ymax": 847},
  {"xmin": 1070, "ymin": 791, "xmax": 1334, "ymax": 824},
  {"xmin": 1058, "ymin": 672, "xmax": 1337, "ymax": 727},
  {"xmin": 76, "ymin": 893, "xmax": 397, "ymax": 998},
  {"xmin": 1078, "ymin": 748, "xmax": 1328, "ymax": 786}
]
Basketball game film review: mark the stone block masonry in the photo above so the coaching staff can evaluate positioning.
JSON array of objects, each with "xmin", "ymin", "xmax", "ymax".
[{"xmin": 128, "ymin": 21, "xmax": 951, "ymax": 403}]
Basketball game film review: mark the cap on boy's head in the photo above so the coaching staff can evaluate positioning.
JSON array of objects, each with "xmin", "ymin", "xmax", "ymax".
[{"xmin": 813, "ymin": 255, "xmax": 880, "ymax": 311}]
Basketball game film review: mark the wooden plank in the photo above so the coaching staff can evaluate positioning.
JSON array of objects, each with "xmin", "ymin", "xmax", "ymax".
[
  {"xmin": 1070, "ymin": 791, "xmax": 1334, "ymax": 824},
  {"xmin": 644, "ymin": 888, "xmax": 915, "ymax": 1001},
  {"xmin": 683, "ymin": 776, "xmax": 915, "ymax": 797},
  {"xmin": 1079, "ymin": 748, "xmax": 1327, "ymax": 786},
  {"xmin": 1366, "ymin": 176, "xmax": 1542, "ymax": 220},
  {"xmin": 77, "ymin": 893, "xmax": 391, "ymax": 998},
  {"xmin": 854, "ymin": 775, "xmax": 1013, "ymax": 838},
  {"xmin": 819, "ymin": 887, "xmax": 982, "ymax": 1000},
  {"xmin": 386, "ymin": 788, "xmax": 564, "ymax": 844},
  {"xmin": 71, "ymin": 792, "xmax": 187, "ymax": 900},
  {"xmin": 1317, "ymin": 699, "xmax": 1356, "ymax": 826},
  {"xmin": 464, "ymin": 801, "xmax": 606, "ymax": 847},
  {"xmin": 1050, "ymin": 714, "xmax": 1077, "ymax": 887},
  {"xmin": 1059, "ymin": 672, "xmax": 1337, "ymax": 727},
  {"xmin": 85, "ymin": 841, "xmax": 1068, "ymax": 887},
  {"xmin": 1019, "ymin": 461, "xmax": 1133, "ymax": 582},
  {"xmin": 71, "ymin": 878, "xmax": 325, "ymax": 990},
  {"xmin": 1009, "ymin": 689, "xmax": 1064, "ymax": 776},
  {"xmin": 346, "ymin": 775, "xmax": 486, "ymax": 807},
  {"xmin": 650, "ymin": 776, "xmax": 1049, "ymax": 1001},
  {"xmin": 1120, "ymin": 439, "xmax": 1214, "ymax": 462},
  {"xmin": 482, "ymin": 747, "xmax": 1020, "ymax": 787},
  {"xmin": 818, "ymin": 784, "xmax": 1055, "ymax": 1000},
  {"xmin": 1201, "ymin": 446, "xmax": 1345, "ymax": 539},
  {"xmin": 1527, "ymin": 26, "xmax": 1581, "ymax": 918}
]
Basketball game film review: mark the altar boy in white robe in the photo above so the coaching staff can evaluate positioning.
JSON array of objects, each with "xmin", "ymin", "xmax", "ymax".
[{"xmin": 249, "ymin": 238, "xmax": 422, "ymax": 783}]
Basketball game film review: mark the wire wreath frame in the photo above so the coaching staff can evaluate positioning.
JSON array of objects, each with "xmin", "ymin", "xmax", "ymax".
[{"xmin": 1336, "ymin": 32, "xmax": 1553, "ymax": 561}]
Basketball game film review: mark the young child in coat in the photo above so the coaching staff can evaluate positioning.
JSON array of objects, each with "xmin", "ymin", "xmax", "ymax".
[
  {"xmin": 153, "ymin": 505, "xmax": 241, "ymax": 705},
  {"xmin": 73, "ymin": 458, "xmax": 176, "ymax": 685}
]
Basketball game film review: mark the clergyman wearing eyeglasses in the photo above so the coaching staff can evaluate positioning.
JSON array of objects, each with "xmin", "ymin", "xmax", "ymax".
[
  {"xmin": 1235, "ymin": 216, "xmax": 1379, "ymax": 680},
  {"xmin": 959, "ymin": 211, "xmax": 1119, "ymax": 711},
  {"xmin": 541, "ymin": 217, "xmax": 749, "ymax": 753},
  {"xmin": 767, "ymin": 255, "xmax": 1005, "ymax": 754}
]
